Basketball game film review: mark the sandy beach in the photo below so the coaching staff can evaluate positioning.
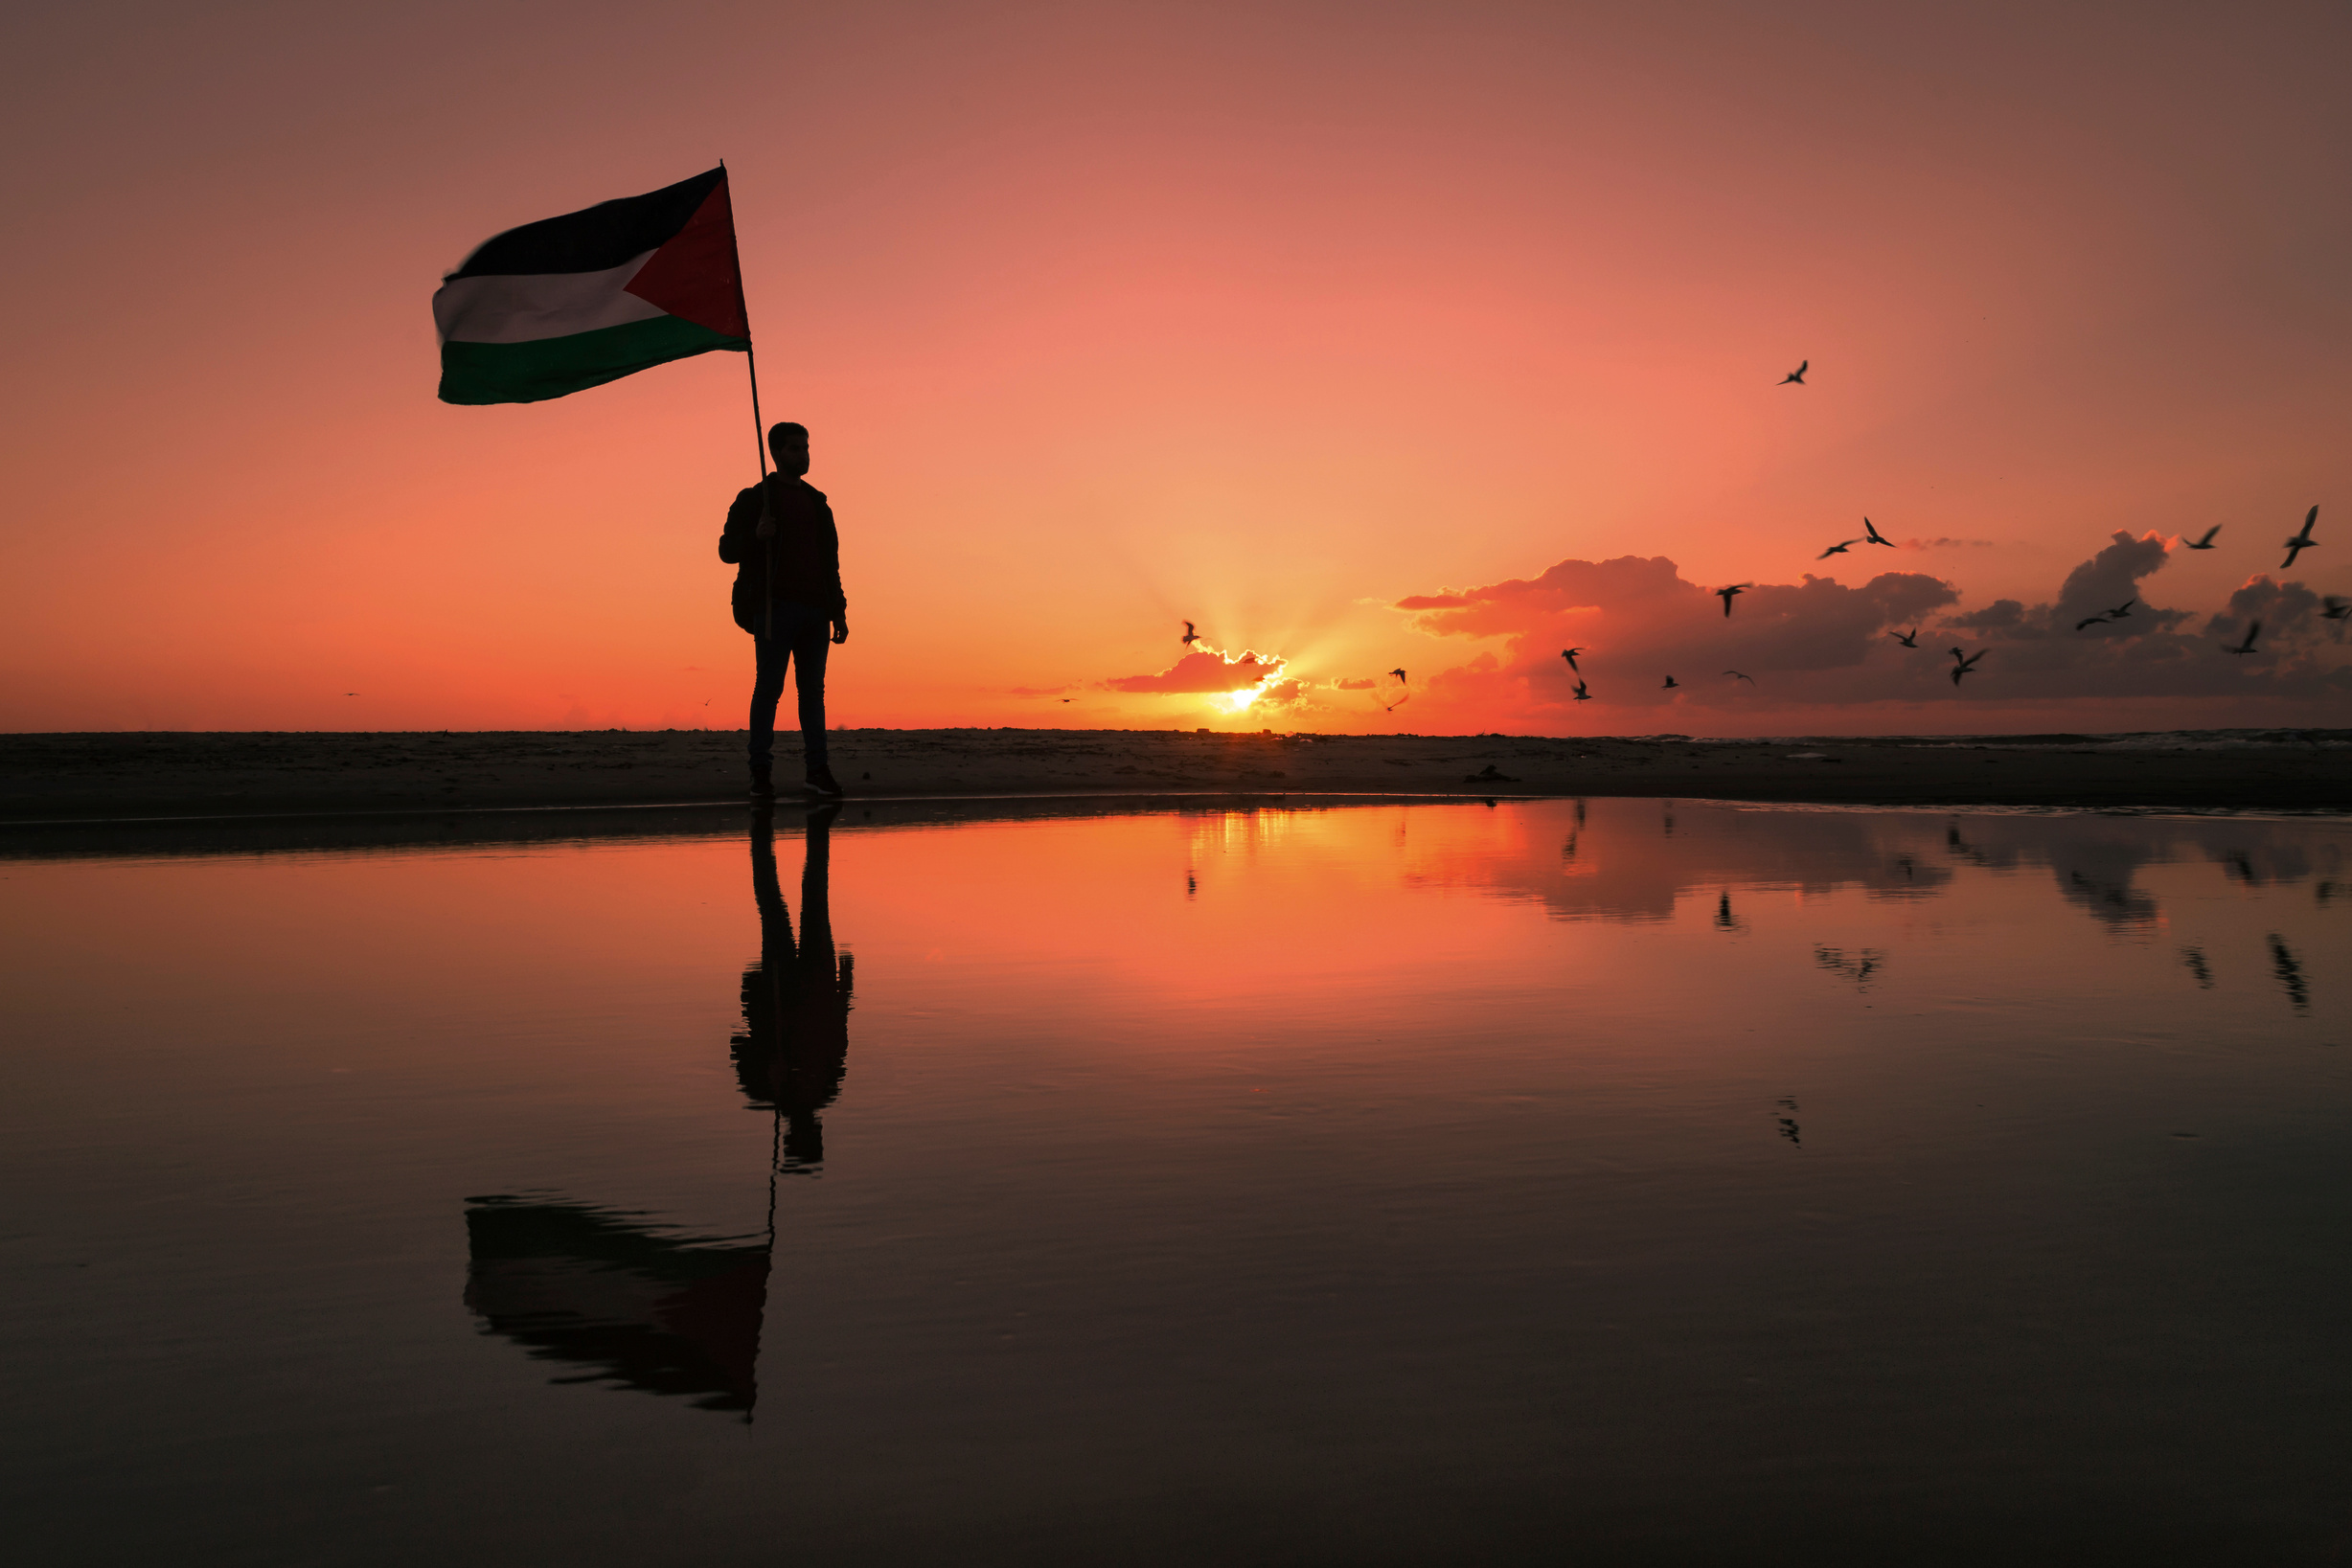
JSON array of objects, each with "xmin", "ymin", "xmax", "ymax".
[{"xmin": 2, "ymin": 727, "xmax": 2346, "ymax": 827}]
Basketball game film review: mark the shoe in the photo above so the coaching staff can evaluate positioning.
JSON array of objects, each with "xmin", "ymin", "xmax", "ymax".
[
  {"xmin": 805, "ymin": 765, "xmax": 845, "ymax": 798},
  {"xmin": 749, "ymin": 762, "xmax": 775, "ymax": 798}
]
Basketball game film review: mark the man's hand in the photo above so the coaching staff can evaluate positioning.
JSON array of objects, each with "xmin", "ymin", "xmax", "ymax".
[
  {"xmin": 755, "ymin": 512, "xmax": 775, "ymax": 540},
  {"xmin": 831, "ymin": 617, "xmax": 850, "ymax": 645}
]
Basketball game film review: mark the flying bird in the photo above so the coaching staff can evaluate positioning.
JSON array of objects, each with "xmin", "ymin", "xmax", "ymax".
[
  {"xmin": 2107, "ymin": 599, "xmax": 2135, "ymax": 619},
  {"xmin": 1778, "ymin": 360, "xmax": 1808, "ymax": 386},
  {"xmin": 1863, "ymin": 517, "xmax": 1892, "ymax": 547},
  {"xmin": 2074, "ymin": 613, "xmax": 2110, "ymax": 631},
  {"xmin": 1561, "ymin": 648, "xmax": 1585, "ymax": 671},
  {"xmin": 1388, "ymin": 668, "xmax": 1407, "ymax": 683},
  {"xmin": 1817, "ymin": 539, "xmax": 1860, "ymax": 558},
  {"xmin": 1715, "ymin": 583, "xmax": 1750, "ymax": 616},
  {"xmin": 1724, "ymin": 670, "xmax": 1755, "ymax": 685},
  {"xmin": 1890, "ymin": 627, "xmax": 1919, "ymax": 648},
  {"xmin": 1571, "ymin": 680, "xmax": 1592, "ymax": 701},
  {"xmin": 1181, "ymin": 621, "xmax": 1199, "ymax": 646},
  {"xmin": 1950, "ymin": 648, "xmax": 1986, "ymax": 686},
  {"xmin": 2226, "ymin": 620, "xmax": 2262, "ymax": 655},
  {"xmin": 2322, "ymin": 597, "xmax": 2350, "ymax": 622},
  {"xmin": 1661, "ymin": 675, "xmax": 1680, "ymax": 690},
  {"xmin": 2184, "ymin": 525, "xmax": 2221, "ymax": 550},
  {"xmin": 2281, "ymin": 506, "xmax": 2318, "ymax": 569}
]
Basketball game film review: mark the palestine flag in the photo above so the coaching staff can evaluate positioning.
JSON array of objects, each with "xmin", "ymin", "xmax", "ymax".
[
  {"xmin": 433, "ymin": 168, "xmax": 750, "ymax": 405},
  {"xmin": 464, "ymin": 1194, "xmax": 770, "ymax": 1414}
]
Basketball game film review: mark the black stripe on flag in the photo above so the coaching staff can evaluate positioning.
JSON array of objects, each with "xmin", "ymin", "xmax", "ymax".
[{"xmin": 446, "ymin": 168, "xmax": 726, "ymax": 280}]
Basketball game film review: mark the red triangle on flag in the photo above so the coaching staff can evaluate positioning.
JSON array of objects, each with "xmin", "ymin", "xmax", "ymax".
[{"xmin": 625, "ymin": 173, "xmax": 750, "ymax": 340}]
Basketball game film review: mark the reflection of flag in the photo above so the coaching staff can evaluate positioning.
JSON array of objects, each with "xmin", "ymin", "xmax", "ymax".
[
  {"xmin": 432, "ymin": 168, "xmax": 749, "ymax": 405},
  {"xmin": 463, "ymin": 1195, "xmax": 767, "ymax": 1412}
]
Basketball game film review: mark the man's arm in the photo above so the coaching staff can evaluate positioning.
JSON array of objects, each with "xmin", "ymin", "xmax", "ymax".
[
  {"xmin": 717, "ymin": 485, "xmax": 761, "ymax": 563},
  {"xmin": 823, "ymin": 503, "xmax": 848, "ymax": 644}
]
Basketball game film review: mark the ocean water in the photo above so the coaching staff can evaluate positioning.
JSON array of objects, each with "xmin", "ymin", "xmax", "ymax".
[{"xmin": 3, "ymin": 798, "xmax": 2348, "ymax": 1565}]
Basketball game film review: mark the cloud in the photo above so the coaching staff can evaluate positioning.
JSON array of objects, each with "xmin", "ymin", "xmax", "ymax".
[
  {"xmin": 1331, "ymin": 676, "xmax": 1379, "ymax": 691},
  {"xmin": 2218, "ymin": 575, "xmax": 2327, "ymax": 638},
  {"xmin": 1900, "ymin": 537, "xmax": 1996, "ymax": 551},
  {"xmin": 1103, "ymin": 647, "xmax": 1288, "ymax": 694},
  {"xmin": 1008, "ymin": 683, "xmax": 1074, "ymax": 697},
  {"xmin": 1377, "ymin": 539, "xmax": 2351, "ymax": 719},
  {"xmin": 1393, "ymin": 554, "xmax": 1956, "ymax": 711},
  {"xmin": 1933, "ymin": 533, "xmax": 2351, "ymax": 698}
]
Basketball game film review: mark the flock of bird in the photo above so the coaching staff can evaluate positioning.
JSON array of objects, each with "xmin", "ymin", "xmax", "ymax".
[{"xmin": 1172, "ymin": 364, "xmax": 2335, "ymax": 714}]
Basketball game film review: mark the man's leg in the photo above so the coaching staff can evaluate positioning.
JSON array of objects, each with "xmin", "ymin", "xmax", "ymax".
[
  {"xmin": 747, "ymin": 631, "xmax": 788, "ymax": 794},
  {"xmin": 790, "ymin": 620, "xmax": 836, "ymax": 790}
]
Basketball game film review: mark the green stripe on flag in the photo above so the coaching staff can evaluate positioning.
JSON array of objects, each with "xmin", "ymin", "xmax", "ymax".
[{"xmin": 438, "ymin": 313, "xmax": 747, "ymax": 405}]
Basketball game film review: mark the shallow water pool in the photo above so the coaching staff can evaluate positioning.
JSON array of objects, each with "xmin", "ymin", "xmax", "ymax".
[{"xmin": 4, "ymin": 798, "xmax": 2348, "ymax": 1564}]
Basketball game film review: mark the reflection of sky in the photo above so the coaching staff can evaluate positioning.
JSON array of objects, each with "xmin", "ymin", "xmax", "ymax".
[{"xmin": 4, "ymin": 803, "xmax": 2350, "ymax": 1559}]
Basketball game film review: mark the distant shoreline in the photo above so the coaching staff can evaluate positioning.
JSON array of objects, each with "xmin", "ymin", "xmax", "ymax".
[{"xmin": 4, "ymin": 727, "xmax": 2347, "ymax": 827}]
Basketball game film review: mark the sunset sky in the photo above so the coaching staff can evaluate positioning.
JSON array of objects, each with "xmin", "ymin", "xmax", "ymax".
[{"xmin": 6, "ymin": 0, "xmax": 2349, "ymax": 737}]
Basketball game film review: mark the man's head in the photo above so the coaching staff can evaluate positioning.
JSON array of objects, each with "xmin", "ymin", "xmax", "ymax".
[{"xmin": 768, "ymin": 421, "xmax": 811, "ymax": 477}]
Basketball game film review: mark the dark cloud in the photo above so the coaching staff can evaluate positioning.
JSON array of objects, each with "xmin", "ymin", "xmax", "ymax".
[
  {"xmin": 1103, "ymin": 648, "xmax": 1287, "ymax": 694},
  {"xmin": 1382, "ymin": 538, "xmax": 2351, "ymax": 717},
  {"xmin": 2219, "ymin": 576, "xmax": 2326, "ymax": 638},
  {"xmin": 1393, "ymin": 554, "xmax": 1956, "ymax": 712},
  {"xmin": 1936, "ymin": 533, "xmax": 2351, "ymax": 699}
]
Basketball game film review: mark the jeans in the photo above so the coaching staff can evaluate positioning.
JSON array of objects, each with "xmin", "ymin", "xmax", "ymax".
[{"xmin": 748, "ymin": 601, "xmax": 832, "ymax": 767}]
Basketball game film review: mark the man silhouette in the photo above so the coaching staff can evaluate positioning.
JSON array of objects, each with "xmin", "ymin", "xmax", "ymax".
[{"xmin": 719, "ymin": 421, "xmax": 847, "ymax": 798}]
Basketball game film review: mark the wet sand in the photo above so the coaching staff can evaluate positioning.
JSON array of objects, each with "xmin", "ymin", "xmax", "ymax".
[{"xmin": 2, "ymin": 727, "xmax": 2346, "ymax": 824}]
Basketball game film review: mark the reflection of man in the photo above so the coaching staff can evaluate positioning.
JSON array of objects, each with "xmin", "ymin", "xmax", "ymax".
[
  {"xmin": 719, "ymin": 421, "xmax": 848, "ymax": 801},
  {"xmin": 733, "ymin": 804, "xmax": 853, "ymax": 1170}
]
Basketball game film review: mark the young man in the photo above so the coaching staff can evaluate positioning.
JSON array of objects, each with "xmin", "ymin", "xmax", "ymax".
[{"xmin": 719, "ymin": 421, "xmax": 848, "ymax": 799}]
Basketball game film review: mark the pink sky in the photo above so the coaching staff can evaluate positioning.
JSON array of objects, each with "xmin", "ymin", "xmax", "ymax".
[{"xmin": 4, "ymin": 1, "xmax": 2347, "ymax": 736}]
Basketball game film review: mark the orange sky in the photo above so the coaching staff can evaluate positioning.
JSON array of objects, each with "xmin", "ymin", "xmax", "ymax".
[{"xmin": 5, "ymin": 1, "xmax": 2348, "ymax": 737}]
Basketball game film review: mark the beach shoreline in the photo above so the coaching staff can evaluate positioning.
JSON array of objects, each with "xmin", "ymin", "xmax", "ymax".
[{"xmin": 3, "ymin": 727, "xmax": 2347, "ymax": 828}]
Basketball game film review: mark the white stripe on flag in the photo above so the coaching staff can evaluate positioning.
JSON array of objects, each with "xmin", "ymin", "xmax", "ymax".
[{"xmin": 432, "ymin": 251, "xmax": 667, "ymax": 344}]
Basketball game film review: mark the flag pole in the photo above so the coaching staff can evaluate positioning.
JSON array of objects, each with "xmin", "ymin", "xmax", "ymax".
[
  {"xmin": 727, "ymin": 158, "xmax": 775, "ymax": 643},
  {"xmin": 748, "ymin": 348, "xmax": 775, "ymax": 641}
]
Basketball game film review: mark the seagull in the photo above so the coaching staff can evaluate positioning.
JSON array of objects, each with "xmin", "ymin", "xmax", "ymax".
[
  {"xmin": 2074, "ymin": 613, "xmax": 2110, "ymax": 631},
  {"xmin": 1181, "ymin": 621, "xmax": 1199, "ymax": 647},
  {"xmin": 2226, "ymin": 620, "xmax": 2262, "ymax": 655},
  {"xmin": 2184, "ymin": 525, "xmax": 2221, "ymax": 550},
  {"xmin": 1662, "ymin": 675, "xmax": 1680, "ymax": 690},
  {"xmin": 1890, "ymin": 627, "xmax": 1919, "ymax": 648},
  {"xmin": 2281, "ymin": 506, "xmax": 2318, "ymax": 570},
  {"xmin": 1817, "ymin": 539, "xmax": 1861, "ymax": 559},
  {"xmin": 1950, "ymin": 648, "xmax": 1985, "ymax": 685},
  {"xmin": 2107, "ymin": 598, "xmax": 2136, "ymax": 619},
  {"xmin": 1724, "ymin": 670, "xmax": 1755, "ymax": 684},
  {"xmin": 1571, "ymin": 680, "xmax": 1592, "ymax": 701},
  {"xmin": 2322, "ymin": 597, "xmax": 2350, "ymax": 622},
  {"xmin": 1715, "ymin": 583, "xmax": 1750, "ymax": 617},
  {"xmin": 1779, "ymin": 360, "xmax": 1808, "ymax": 386},
  {"xmin": 344, "ymin": 692, "xmax": 356, "ymax": 696},
  {"xmin": 1863, "ymin": 517, "xmax": 1893, "ymax": 547},
  {"xmin": 1388, "ymin": 668, "xmax": 1407, "ymax": 683},
  {"xmin": 1561, "ymin": 648, "xmax": 1585, "ymax": 672}
]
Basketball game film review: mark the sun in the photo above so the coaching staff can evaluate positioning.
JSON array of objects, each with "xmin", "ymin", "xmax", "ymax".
[{"xmin": 1221, "ymin": 688, "xmax": 1260, "ymax": 714}]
